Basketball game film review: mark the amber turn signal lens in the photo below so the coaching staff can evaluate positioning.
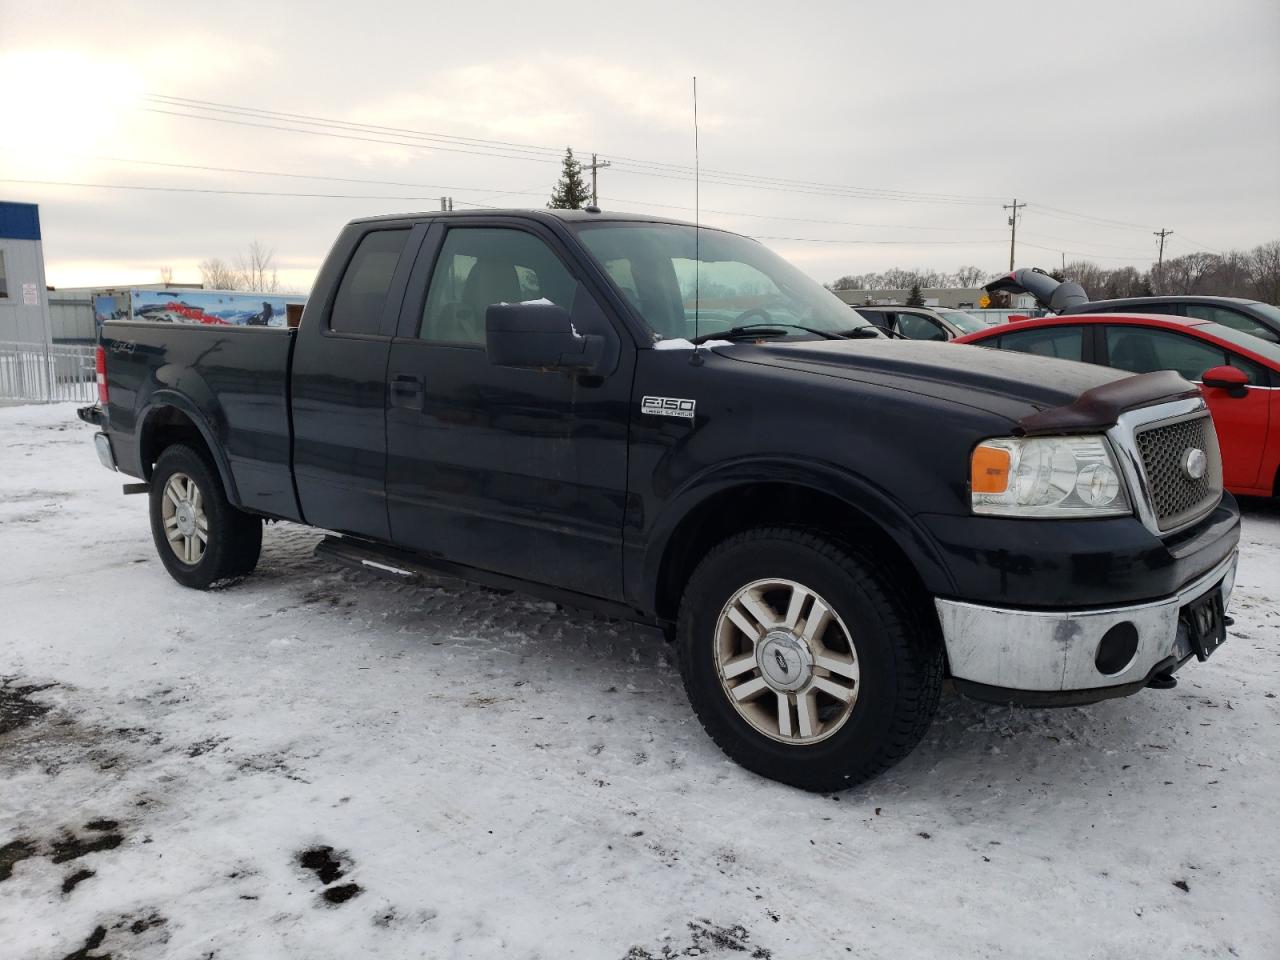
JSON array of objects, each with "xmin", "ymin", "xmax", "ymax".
[{"xmin": 971, "ymin": 444, "xmax": 1011, "ymax": 494}]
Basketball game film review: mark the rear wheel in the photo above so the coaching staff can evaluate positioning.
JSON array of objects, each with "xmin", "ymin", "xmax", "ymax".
[
  {"xmin": 676, "ymin": 526, "xmax": 942, "ymax": 791},
  {"xmin": 149, "ymin": 444, "xmax": 262, "ymax": 589}
]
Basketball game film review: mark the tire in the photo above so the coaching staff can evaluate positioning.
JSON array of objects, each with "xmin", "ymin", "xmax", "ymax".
[
  {"xmin": 149, "ymin": 444, "xmax": 262, "ymax": 589},
  {"xmin": 676, "ymin": 526, "xmax": 943, "ymax": 792}
]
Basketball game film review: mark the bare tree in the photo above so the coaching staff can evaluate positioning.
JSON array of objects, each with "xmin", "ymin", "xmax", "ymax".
[
  {"xmin": 235, "ymin": 240, "xmax": 281, "ymax": 293},
  {"xmin": 1249, "ymin": 241, "xmax": 1280, "ymax": 304},
  {"xmin": 199, "ymin": 257, "xmax": 243, "ymax": 291},
  {"xmin": 1159, "ymin": 252, "xmax": 1218, "ymax": 295},
  {"xmin": 954, "ymin": 266, "xmax": 987, "ymax": 288},
  {"xmin": 828, "ymin": 275, "xmax": 864, "ymax": 291},
  {"xmin": 158, "ymin": 265, "xmax": 174, "ymax": 286}
]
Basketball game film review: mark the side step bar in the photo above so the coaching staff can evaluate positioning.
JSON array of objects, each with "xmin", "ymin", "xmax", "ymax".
[{"xmin": 313, "ymin": 535, "xmax": 660, "ymax": 628}]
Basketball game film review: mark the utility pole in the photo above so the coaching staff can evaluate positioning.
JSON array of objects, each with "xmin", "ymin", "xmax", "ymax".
[
  {"xmin": 1153, "ymin": 228, "xmax": 1173, "ymax": 292},
  {"xmin": 439, "ymin": 196, "xmax": 453, "ymax": 211},
  {"xmin": 1003, "ymin": 199, "xmax": 1025, "ymax": 271},
  {"xmin": 583, "ymin": 153, "xmax": 611, "ymax": 206}
]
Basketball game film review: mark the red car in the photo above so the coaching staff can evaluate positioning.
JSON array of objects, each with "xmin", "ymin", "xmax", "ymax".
[{"xmin": 954, "ymin": 313, "xmax": 1280, "ymax": 498}]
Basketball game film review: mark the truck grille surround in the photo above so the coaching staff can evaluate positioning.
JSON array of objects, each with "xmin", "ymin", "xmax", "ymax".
[{"xmin": 1133, "ymin": 412, "xmax": 1222, "ymax": 532}]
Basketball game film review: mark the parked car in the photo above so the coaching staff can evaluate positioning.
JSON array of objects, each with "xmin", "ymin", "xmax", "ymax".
[
  {"xmin": 984, "ymin": 269, "xmax": 1280, "ymax": 343},
  {"xmin": 1068, "ymin": 296, "xmax": 1280, "ymax": 344},
  {"xmin": 854, "ymin": 305, "xmax": 987, "ymax": 341},
  {"xmin": 79, "ymin": 209, "xmax": 1241, "ymax": 791},
  {"xmin": 953, "ymin": 313, "xmax": 1280, "ymax": 498}
]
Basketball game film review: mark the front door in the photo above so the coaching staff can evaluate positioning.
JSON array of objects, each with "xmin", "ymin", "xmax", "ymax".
[{"xmin": 384, "ymin": 221, "xmax": 634, "ymax": 600}]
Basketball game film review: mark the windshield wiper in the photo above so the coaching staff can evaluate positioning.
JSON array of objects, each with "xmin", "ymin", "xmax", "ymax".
[
  {"xmin": 689, "ymin": 322, "xmax": 849, "ymax": 345},
  {"xmin": 843, "ymin": 325, "xmax": 898, "ymax": 339}
]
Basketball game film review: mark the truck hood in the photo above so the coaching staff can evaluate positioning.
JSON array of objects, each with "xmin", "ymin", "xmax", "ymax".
[
  {"xmin": 718, "ymin": 339, "xmax": 1134, "ymax": 424},
  {"xmin": 984, "ymin": 268, "xmax": 1088, "ymax": 312}
]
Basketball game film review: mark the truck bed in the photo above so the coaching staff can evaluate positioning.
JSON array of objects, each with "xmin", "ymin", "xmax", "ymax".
[{"xmin": 99, "ymin": 320, "xmax": 301, "ymax": 521}]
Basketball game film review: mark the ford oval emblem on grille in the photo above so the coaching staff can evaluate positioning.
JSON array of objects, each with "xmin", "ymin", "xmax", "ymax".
[{"xmin": 1180, "ymin": 447, "xmax": 1207, "ymax": 481}]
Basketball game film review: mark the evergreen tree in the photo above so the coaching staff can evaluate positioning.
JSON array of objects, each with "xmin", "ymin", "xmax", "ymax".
[
  {"xmin": 548, "ymin": 147, "xmax": 592, "ymax": 209},
  {"xmin": 906, "ymin": 282, "xmax": 925, "ymax": 306}
]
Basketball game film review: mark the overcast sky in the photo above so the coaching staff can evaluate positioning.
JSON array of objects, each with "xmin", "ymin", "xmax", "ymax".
[{"xmin": 2, "ymin": 0, "xmax": 1277, "ymax": 291}]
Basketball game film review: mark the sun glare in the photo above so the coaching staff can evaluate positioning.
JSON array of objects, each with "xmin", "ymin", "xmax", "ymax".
[{"xmin": 0, "ymin": 50, "xmax": 143, "ymax": 177}]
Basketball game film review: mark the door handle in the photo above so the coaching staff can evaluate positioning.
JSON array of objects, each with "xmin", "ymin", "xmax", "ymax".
[{"xmin": 389, "ymin": 375, "xmax": 424, "ymax": 410}]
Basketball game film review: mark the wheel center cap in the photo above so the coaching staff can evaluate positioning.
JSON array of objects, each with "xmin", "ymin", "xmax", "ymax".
[
  {"xmin": 175, "ymin": 503, "xmax": 196, "ymax": 536},
  {"xmin": 757, "ymin": 630, "xmax": 813, "ymax": 692}
]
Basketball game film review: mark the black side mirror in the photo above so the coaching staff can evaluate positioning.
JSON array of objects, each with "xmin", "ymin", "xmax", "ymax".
[{"xmin": 485, "ymin": 301, "xmax": 605, "ymax": 373}]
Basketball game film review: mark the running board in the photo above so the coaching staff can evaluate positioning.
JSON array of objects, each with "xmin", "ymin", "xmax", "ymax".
[
  {"xmin": 314, "ymin": 536, "xmax": 422, "ymax": 583},
  {"xmin": 312, "ymin": 535, "xmax": 659, "ymax": 628}
]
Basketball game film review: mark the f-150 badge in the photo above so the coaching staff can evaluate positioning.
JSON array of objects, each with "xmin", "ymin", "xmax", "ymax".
[{"xmin": 641, "ymin": 396, "xmax": 696, "ymax": 419}]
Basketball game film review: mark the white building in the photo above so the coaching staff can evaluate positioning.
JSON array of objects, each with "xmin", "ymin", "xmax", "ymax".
[{"xmin": 0, "ymin": 201, "xmax": 52, "ymax": 347}]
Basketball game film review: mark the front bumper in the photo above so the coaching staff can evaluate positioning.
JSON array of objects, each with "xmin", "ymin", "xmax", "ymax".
[{"xmin": 936, "ymin": 550, "xmax": 1238, "ymax": 701}]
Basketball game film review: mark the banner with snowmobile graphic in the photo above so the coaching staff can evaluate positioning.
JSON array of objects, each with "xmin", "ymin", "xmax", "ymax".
[{"xmin": 105, "ymin": 289, "xmax": 305, "ymax": 328}]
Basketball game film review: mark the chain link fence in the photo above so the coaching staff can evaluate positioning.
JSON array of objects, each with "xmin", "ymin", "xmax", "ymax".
[{"xmin": 0, "ymin": 341, "xmax": 97, "ymax": 403}]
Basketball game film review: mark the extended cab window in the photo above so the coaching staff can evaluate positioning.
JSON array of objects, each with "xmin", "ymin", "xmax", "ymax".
[
  {"xmin": 420, "ymin": 228, "xmax": 579, "ymax": 345},
  {"xmin": 997, "ymin": 325, "xmax": 1084, "ymax": 361},
  {"xmin": 329, "ymin": 229, "xmax": 411, "ymax": 336}
]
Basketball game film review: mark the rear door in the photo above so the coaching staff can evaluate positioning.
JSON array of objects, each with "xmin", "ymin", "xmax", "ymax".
[
  {"xmin": 383, "ymin": 219, "xmax": 635, "ymax": 599},
  {"xmin": 291, "ymin": 224, "xmax": 423, "ymax": 540},
  {"xmin": 1098, "ymin": 323, "xmax": 1271, "ymax": 490}
]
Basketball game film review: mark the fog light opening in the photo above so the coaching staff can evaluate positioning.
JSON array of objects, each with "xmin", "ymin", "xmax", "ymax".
[{"xmin": 1095, "ymin": 622, "xmax": 1140, "ymax": 676}]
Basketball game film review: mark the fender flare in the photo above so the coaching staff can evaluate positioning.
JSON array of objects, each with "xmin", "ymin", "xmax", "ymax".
[
  {"xmin": 638, "ymin": 456, "xmax": 957, "ymax": 610},
  {"xmin": 138, "ymin": 390, "xmax": 243, "ymax": 508}
]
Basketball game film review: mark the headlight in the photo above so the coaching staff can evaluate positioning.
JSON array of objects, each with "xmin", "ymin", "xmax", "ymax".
[{"xmin": 971, "ymin": 435, "xmax": 1131, "ymax": 518}]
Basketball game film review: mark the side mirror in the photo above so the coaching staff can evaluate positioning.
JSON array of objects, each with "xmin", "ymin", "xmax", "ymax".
[
  {"xmin": 485, "ymin": 301, "xmax": 605, "ymax": 373},
  {"xmin": 1200, "ymin": 364, "xmax": 1249, "ymax": 398}
]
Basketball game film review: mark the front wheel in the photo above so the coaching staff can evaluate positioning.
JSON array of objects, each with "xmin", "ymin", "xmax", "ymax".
[
  {"xmin": 149, "ymin": 444, "xmax": 262, "ymax": 589},
  {"xmin": 676, "ymin": 527, "xmax": 942, "ymax": 791}
]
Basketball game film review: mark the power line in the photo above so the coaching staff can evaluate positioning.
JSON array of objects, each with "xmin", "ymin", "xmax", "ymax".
[
  {"xmin": 148, "ymin": 93, "xmax": 1007, "ymax": 203},
  {"xmin": 0, "ymin": 177, "xmax": 502, "ymax": 206},
  {"xmin": 1019, "ymin": 240, "xmax": 1157, "ymax": 262},
  {"xmin": 144, "ymin": 94, "xmax": 1001, "ymax": 206},
  {"xmin": 94, "ymin": 156, "xmax": 1006, "ymax": 233},
  {"xmin": 0, "ymin": 177, "xmax": 1005, "ymax": 247}
]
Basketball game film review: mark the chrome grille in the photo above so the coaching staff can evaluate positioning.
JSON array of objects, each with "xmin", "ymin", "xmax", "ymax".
[{"xmin": 1134, "ymin": 413, "xmax": 1222, "ymax": 532}]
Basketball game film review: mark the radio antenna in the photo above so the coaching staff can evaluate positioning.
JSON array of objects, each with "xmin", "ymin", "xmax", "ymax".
[{"xmin": 692, "ymin": 75, "xmax": 701, "ymax": 352}]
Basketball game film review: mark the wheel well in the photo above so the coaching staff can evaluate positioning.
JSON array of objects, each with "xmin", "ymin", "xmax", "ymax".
[
  {"xmin": 654, "ymin": 483, "xmax": 937, "ymax": 628},
  {"xmin": 139, "ymin": 407, "xmax": 215, "ymax": 481}
]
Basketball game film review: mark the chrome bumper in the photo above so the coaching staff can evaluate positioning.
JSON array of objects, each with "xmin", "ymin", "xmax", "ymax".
[
  {"xmin": 94, "ymin": 432, "xmax": 117, "ymax": 472},
  {"xmin": 936, "ymin": 551, "xmax": 1238, "ymax": 693}
]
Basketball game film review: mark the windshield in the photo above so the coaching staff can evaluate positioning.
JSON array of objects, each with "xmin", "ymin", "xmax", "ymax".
[
  {"xmin": 574, "ymin": 222, "xmax": 872, "ymax": 341},
  {"xmin": 938, "ymin": 310, "xmax": 986, "ymax": 334}
]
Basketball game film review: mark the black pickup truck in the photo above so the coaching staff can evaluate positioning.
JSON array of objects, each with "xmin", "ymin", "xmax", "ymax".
[{"xmin": 79, "ymin": 209, "xmax": 1241, "ymax": 791}]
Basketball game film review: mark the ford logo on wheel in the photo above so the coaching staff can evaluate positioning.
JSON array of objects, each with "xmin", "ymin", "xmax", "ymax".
[
  {"xmin": 1180, "ymin": 447, "xmax": 1207, "ymax": 481},
  {"xmin": 773, "ymin": 650, "xmax": 790, "ymax": 675}
]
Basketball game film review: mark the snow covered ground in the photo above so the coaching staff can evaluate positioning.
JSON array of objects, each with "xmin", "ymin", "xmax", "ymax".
[{"xmin": 1, "ymin": 402, "xmax": 1277, "ymax": 959}]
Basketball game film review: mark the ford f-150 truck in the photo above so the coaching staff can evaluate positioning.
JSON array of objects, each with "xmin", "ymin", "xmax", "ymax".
[{"xmin": 78, "ymin": 209, "xmax": 1241, "ymax": 791}]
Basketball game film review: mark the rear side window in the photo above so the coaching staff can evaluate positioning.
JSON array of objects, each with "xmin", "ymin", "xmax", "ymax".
[
  {"xmin": 1182, "ymin": 304, "xmax": 1276, "ymax": 342},
  {"xmin": 997, "ymin": 325, "xmax": 1084, "ymax": 361},
  {"xmin": 329, "ymin": 229, "xmax": 411, "ymax": 336}
]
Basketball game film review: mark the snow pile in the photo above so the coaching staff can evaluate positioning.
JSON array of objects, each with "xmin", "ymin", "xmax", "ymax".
[{"xmin": 0, "ymin": 403, "xmax": 1277, "ymax": 958}]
